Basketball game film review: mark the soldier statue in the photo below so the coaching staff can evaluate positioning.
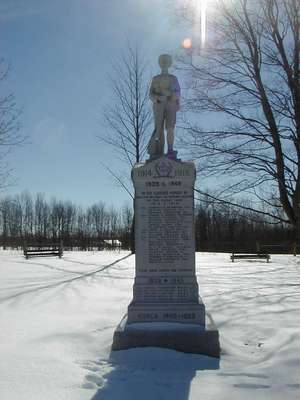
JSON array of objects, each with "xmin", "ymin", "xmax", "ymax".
[{"xmin": 147, "ymin": 54, "xmax": 180, "ymax": 160}]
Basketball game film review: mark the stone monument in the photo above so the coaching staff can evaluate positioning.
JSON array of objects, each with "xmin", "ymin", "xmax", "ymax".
[{"xmin": 112, "ymin": 55, "xmax": 220, "ymax": 357}]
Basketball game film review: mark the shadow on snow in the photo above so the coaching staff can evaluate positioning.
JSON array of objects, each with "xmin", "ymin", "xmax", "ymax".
[{"xmin": 83, "ymin": 347, "xmax": 219, "ymax": 400}]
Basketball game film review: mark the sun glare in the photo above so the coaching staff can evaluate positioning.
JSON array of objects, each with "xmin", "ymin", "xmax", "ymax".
[
  {"xmin": 180, "ymin": 0, "xmax": 208, "ymax": 49},
  {"xmin": 182, "ymin": 37, "xmax": 192, "ymax": 49},
  {"xmin": 201, "ymin": 0, "xmax": 207, "ymax": 46},
  {"xmin": 190, "ymin": 0, "xmax": 207, "ymax": 48}
]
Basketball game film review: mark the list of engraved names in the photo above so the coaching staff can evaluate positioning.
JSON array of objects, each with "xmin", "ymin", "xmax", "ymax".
[{"xmin": 137, "ymin": 184, "xmax": 194, "ymax": 266}]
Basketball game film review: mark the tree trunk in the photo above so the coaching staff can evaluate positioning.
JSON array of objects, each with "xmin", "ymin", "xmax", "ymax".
[
  {"xmin": 295, "ymin": 219, "xmax": 300, "ymax": 246},
  {"xmin": 130, "ymin": 212, "xmax": 135, "ymax": 254}
]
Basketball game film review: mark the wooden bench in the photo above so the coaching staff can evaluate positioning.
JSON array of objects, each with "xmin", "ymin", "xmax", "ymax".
[
  {"xmin": 257, "ymin": 242, "xmax": 300, "ymax": 256},
  {"xmin": 24, "ymin": 242, "xmax": 63, "ymax": 259},
  {"xmin": 230, "ymin": 252, "xmax": 270, "ymax": 263}
]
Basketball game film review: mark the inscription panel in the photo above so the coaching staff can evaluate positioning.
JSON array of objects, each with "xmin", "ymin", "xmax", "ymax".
[
  {"xmin": 133, "ymin": 283, "xmax": 199, "ymax": 303},
  {"xmin": 127, "ymin": 301, "xmax": 206, "ymax": 324},
  {"xmin": 136, "ymin": 312, "xmax": 197, "ymax": 322}
]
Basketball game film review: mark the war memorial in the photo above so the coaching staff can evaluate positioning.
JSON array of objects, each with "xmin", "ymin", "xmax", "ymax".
[{"xmin": 112, "ymin": 54, "xmax": 220, "ymax": 357}]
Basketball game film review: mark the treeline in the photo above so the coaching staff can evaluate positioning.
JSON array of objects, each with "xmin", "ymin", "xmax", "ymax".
[
  {"xmin": 0, "ymin": 192, "xmax": 294, "ymax": 252},
  {"xmin": 0, "ymin": 192, "xmax": 133, "ymax": 250},
  {"xmin": 195, "ymin": 200, "xmax": 293, "ymax": 252}
]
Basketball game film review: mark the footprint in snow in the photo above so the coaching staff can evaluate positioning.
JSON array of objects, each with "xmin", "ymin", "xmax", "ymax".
[{"xmin": 85, "ymin": 373, "xmax": 105, "ymax": 387}]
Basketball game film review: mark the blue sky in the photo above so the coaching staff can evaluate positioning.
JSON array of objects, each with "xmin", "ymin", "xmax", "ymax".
[{"xmin": 0, "ymin": 0, "xmax": 193, "ymax": 207}]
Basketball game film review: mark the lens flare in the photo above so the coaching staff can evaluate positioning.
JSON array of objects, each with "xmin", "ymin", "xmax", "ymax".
[{"xmin": 182, "ymin": 38, "xmax": 192, "ymax": 49}]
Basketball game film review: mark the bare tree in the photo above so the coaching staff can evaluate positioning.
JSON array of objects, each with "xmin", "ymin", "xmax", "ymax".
[
  {"xmin": 100, "ymin": 43, "xmax": 152, "ymax": 252},
  {"xmin": 19, "ymin": 191, "xmax": 34, "ymax": 238},
  {"xmin": 0, "ymin": 59, "xmax": 23, "ymax": 188},
  {"xmin": 175, "ymin": 0, "xmax": 300, "ymax": 238},
  {"xmin": 120, "ymin": 204, "xmax": 133, "ymax": 248},
  {"xmin": 34, "ymin": 193, "xmax": 49, "ymax": 240},
  {"xmin": 88, "ymin": 201, "xmax": 108, "ymax": 241},
  {"xmin": 101, "ymin": 44, "xmax": 152, "ymax": 168}
]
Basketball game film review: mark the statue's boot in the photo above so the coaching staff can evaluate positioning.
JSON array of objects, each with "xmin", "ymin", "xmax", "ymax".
[{"xmin": 167, "ymin": 145, "xmax": 178, "ymax": 160}]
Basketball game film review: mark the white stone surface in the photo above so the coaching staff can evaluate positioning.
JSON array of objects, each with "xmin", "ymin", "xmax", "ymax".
[{"xmin": 127, "ymin": 156, "xmax": 205, "ymax": 324}]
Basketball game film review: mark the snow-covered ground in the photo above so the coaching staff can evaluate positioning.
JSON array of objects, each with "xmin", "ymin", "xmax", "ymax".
[{"xmin": 0, "ymin": 250, "xmax": 299, "ymax": 400}]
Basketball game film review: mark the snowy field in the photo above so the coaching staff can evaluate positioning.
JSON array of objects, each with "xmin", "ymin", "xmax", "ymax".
[{"xmin": 0, "ymin": 250, "xmax": 300, "ymax": 400}]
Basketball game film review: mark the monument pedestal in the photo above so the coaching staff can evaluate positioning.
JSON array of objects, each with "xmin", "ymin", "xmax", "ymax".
[
  {"xmin": 112, "ymin": 156, "xmax": 220, "ymax": 357},
  {"xmin": 112, "ymin": 314, "xmax": 220, "ymax": 358}
]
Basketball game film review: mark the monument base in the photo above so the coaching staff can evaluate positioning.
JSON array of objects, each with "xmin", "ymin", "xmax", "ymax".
[
  {"xmin": 127, "ymin": 300, "xmax": 205, "ymax": 325},
  {"xmin": 112, "ymin": 313, "xmax": 220, "ymax": 358}
]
